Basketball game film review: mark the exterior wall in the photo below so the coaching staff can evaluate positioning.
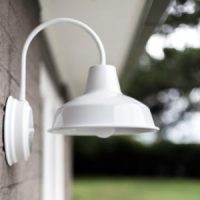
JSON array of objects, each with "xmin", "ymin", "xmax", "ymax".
[
  {"xmin": 0, "ymin": 0, "xmax": 43, "ymax": 199},
  {"xmin": 40, "ymin": 66, "xmax": 72, "ymax": 200}
]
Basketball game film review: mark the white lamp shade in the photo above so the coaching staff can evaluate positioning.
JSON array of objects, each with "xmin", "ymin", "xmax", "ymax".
[{"xmin": 49, "ymin": 65, "xmax": 159, "ymax": 137}]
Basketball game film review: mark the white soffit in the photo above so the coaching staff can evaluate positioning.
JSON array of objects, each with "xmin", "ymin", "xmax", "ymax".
[{"xmin": 39, "ymin": 0, "xmax": 150, "ymax": 97}]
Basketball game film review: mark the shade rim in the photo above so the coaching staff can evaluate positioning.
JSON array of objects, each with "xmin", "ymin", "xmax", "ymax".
[{"xmin": 49, "ymin": 125, "xmax": 159, "ymax": 133}]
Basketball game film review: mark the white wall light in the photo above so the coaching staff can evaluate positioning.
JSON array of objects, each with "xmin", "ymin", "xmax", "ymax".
[{"xmin": 4, "ymin": 18, "xmax": 159, "ymax": 166}]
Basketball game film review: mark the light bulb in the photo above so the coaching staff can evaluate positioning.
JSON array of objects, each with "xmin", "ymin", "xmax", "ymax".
[{"xmin": 96, "ymin": 128, "xmax": 115, "ymax": 138}]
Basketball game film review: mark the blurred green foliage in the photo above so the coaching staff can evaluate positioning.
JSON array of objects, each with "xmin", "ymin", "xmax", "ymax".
[
  {"xmin": 124, "ymin": 48, "xmax": 200, "ymax": 132},
  {"xmin": 74, "ymin": 137, "xmax": 200, "ymax": 177},
  {"xmin": 160, "ymin": 0, "xmax": 200, "ymax": 34},
  {"xmin": 121, "ymin": 0, "xmax": 200, "ymax": 139},
  {"xmin": 125, "ymin": 48, "xmax": 200, "ymax": 99},
  {"xmin": 74, "ymin": 178, "xmax": 200, "ymax": 200}
]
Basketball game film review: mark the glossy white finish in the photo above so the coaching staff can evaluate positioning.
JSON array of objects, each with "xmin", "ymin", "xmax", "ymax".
[
  {"xmin": 50, "ymin": 65, "xmax": 159, "ymax": 137},
  {"xmin": 85, "ymin": 65, "xmax": 121, "ymax": 94},
  {"xmin": 4, "ymin": 96, "xmax": 34, "ymax": 165},
  {"xmin": 20, "ymin": 18, "xmax": 106, "ymax": 101}
]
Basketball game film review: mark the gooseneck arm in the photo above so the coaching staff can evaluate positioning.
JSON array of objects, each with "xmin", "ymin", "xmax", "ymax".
[{"xmin": 20, "ymin": 18, "xmax": 107, "ymax": 101}]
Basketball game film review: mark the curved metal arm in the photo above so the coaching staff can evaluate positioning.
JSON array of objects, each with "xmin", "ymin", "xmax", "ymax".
[{"xmin": 20, "ymin": 18, "xmax": 107, "ymax": 100}]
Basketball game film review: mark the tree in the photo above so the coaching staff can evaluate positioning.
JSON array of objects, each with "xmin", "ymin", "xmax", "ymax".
[{"xmin": 122, "ymin": 0, "xmax": 200, "ymax": 141}]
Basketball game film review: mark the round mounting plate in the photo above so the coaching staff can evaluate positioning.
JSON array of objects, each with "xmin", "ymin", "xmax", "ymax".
[{"xmin": 4, "ymin": 96, "xmax": 34, "ymax": 166}]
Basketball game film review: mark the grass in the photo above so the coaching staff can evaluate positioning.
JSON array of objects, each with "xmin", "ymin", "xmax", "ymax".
[{"xmin": 73, "ymin": 177, "xmax": 200, "ymax": 200}]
